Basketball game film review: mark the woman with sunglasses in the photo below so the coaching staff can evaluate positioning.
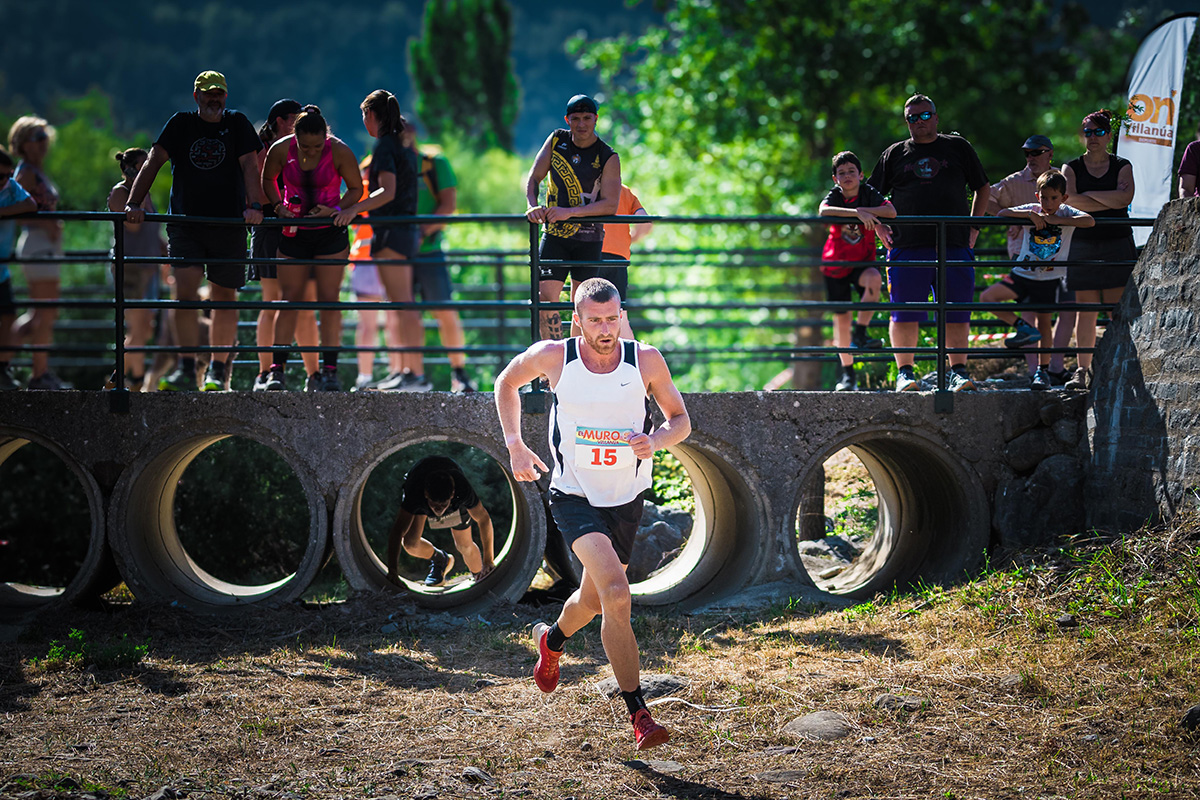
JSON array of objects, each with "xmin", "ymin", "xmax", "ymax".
[
  {"xmin": 8, "ymin": 116, "xmax": 66, "ymax": 389},
  {"xmin": 260, "ymin": 105, "xmax": 362, "ymax": 391},
  {"xmin": 1061, "ymin": 109, "xmax": 1136, "ymax": 391}
]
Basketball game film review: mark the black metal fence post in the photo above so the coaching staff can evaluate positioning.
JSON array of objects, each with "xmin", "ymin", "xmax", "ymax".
[
  {"xmin": 109, "ymin": 217, "xmax": 129, "ymax": 413},
  {"xmin": 933, "ymin": 219, "xmax": 952, "ymax": 413}
]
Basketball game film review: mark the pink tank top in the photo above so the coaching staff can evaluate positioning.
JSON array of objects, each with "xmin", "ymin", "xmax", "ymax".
[{"xmin": 281, "ymin": 138, "xmax": 341, "ymax": 221}]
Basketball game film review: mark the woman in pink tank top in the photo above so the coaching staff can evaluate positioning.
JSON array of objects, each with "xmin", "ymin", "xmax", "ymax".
[{"xmin": 260, "ymin": 105, "xmax": 362, "ymax": 391}]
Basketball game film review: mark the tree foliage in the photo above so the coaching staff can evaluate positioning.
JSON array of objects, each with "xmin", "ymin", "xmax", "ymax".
[
  {"xmin": 571, "ymin": 0, "xmax": 1140, "ymax": 220},
  {"xmin": 410, "ymin": 0, "xmax": 521, "ymax": 152}
]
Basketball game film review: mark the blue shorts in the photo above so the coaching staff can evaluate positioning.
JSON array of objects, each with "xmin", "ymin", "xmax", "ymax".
[{"xmin": 886, "ymin": 246, "xmax": 975, "ymax": 323}]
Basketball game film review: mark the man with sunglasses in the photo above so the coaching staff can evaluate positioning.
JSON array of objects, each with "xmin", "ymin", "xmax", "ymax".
[
  {"xmin": 868, "ymin": 94, "xmax": 990, "ymax": 392},
  {"xmin": 0, "ymin": 147, "xmax": 38, "ymax": 390},
  {"xmin": 124, "ymin": 70, "xmax": 266, "ymax": 392}
]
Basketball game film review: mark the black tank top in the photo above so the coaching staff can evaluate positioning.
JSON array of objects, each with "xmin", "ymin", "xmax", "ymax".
[
  {"xmin": 1068, "ymin": 153, "xmax": 1133, "ymax": 241},
  {"xmin": 545, "ymin": 129, "xmax": 616, "ymax": 242}
]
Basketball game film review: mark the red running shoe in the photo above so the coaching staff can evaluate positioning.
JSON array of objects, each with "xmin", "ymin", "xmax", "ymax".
[
  {"xmin": 532, "ymin": 622, "xmax": 562, "ymax": 693},
  {"xmin": 631, "ymin": 708, "xmax": 669, "ymax": 750}
]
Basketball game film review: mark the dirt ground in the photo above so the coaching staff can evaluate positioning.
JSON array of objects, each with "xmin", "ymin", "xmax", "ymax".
[{"xmin": 3, "ymin": 516, "xmax": 1200, "ymax": 800}]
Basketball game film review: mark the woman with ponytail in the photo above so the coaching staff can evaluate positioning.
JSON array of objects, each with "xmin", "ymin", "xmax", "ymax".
[
  {"xmin": 334, "ymin": 90, "xmax": 427, "ymax": 391},
  {"xmin": 260, "ymin": 105, "xmax": 362, "ymax": 391},
  {"xmin": 106, "ymin": 148, "xmax": 166, "ymax": 390}
]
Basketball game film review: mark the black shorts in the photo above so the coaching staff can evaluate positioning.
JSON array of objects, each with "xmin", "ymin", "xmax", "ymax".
[
  {"xmin": 278, "ymin": 226, "xmax": 349, "ymax": 260},
  {"xmin": 1002, "ymin": 272, "xmax": 1059, "ymax": 306},
  {"xmin": 372, "ymin": 224, "xmax": 420, "ymax": 259},
  {"xmin": 823, "ymin": 265, "xmax": 877, "ymax": 304},
  {"xmin": 0, "ymin": 277, "xmax": 15, "ymax": 316},
  {"xmin": 549, "ymin": 488, "xmax": 644, "ymax": 565},
  {"xmin": 538, "ymin": 235, "xmax": 604, "ymax": 285},
  {"xmin": 1065, "ymin": 236, "xmax": 1138, "ymax": 292},
  {"xmin": 249, "ymin": 224, "xmax": 283, "ymax": 281},
  {"xmin": 412, "ymin": 249, "xmax": 452, "ymax": 303},
  {"xmin": 595, "ymin": 252, "xmax": 631, "ymax": 302},
  {"xmin": 166, "ymin": 223, "xmax": 247, "ymax": 290}
]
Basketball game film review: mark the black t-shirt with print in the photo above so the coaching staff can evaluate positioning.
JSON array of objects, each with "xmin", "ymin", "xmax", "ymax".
[
  {"xmin": 867, "ymin": 134, "xmax": 989, "ymax": 249},
  {"xmin": 400, "ymin": 456, "xmax": 480, "ymax": 530},
  {"xmin": 545, "ymin": 129, "xmax": 616, "ymax": 242},
  {"xmin": 155, "ymin": 110, "xmax": 262, "ymax": 217},
  {"xmin": 370, "ymin": 133, "xmax": 419, "ymax": 219}
]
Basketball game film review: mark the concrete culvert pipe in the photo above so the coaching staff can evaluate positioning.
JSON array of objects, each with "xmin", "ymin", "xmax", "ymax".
[
  {"xmin": 0, "ymin": 431, "xmax": 112, "ymax": 615},
  {"xmin": 107, "ymin": 432, "xmax": 329, "ymax": 612},
  {"xmin": 333, "ymin": 436, "xmax": 545, "ymax": 612},
  {"xmin": 794, "ymin": 429, "xmax": 990, "ymax": 598},
  {"xmin": 544, "ymin": 441, "xmax": 766, "ymax": 609}
]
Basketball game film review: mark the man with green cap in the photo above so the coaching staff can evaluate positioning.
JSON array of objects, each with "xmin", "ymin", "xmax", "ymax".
[
  {"xmin": 524, "ymin": 94, "xmax": 622, "ymax": 342},
  {"xmin": 124, "ymin": 70, "xmax": 266, "ymax": 391}
]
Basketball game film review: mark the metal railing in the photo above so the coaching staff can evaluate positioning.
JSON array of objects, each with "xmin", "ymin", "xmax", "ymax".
[{"xmin": 3, "ymin": 210, "xmax": 1151, "ymax": 409}]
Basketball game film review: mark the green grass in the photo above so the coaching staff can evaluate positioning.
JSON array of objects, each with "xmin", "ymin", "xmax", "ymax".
[{"xmin": 31, "ymin": 627, "xmax": 149, "ymax": 671}]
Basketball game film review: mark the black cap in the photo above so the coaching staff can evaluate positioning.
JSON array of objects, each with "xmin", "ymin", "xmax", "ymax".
[
  {"xmin": 267, "ymin": 98, "xmax": 302, "ymax": 127},
  {"xmin": 565, "ymin": 94, "xmax": 598, "ymax": 115},
  {"xmin": 1022, "ymin": 134, "xmax": 1053, "ymax": 150}
]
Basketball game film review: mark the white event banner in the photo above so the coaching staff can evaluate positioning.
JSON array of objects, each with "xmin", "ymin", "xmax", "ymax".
[{"xmin": 1118, "ymin": 14, "xmax": 1197, "ymax": 246}]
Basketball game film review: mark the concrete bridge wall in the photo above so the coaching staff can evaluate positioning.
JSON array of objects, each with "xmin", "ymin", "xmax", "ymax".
[{"xmin": 1, "ymin": 388, "xmax": 1089, "ymax": 616}]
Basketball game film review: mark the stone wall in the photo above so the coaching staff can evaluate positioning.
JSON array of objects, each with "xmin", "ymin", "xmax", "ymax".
[{"xmin": 1087, "ymin": 198, "xmax": 1200, "ymax": 530}]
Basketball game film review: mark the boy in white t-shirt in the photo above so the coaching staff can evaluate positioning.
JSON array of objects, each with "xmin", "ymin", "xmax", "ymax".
[{"xmin": 980, "ymin": 169, "xmax": 1093, "ymax": 390}]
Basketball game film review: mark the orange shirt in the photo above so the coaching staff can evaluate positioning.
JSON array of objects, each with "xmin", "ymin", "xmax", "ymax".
[
  {"xmin": 601, "ymin": 185, "xmax": 645, "ymax": 260},
  {"xmin": 349, "ymin": 176, "xmax": 373, "ymax": 261}
]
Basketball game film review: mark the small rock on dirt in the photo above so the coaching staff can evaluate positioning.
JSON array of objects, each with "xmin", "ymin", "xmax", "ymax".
[
  {"xmin": 755, "ymin": 770, "xmax": 807, "ymax": 783},
  {"xmin": 595, "ymin": 673, "xmax": 688, "ymax": 699},
  {"xmin": 1056, "ymin": 613, "xmax": 1078, "ymax": 628},
  {"xmin": 873, "ymin": 694, "xmax": 924, "ymax": 712},
  {"xmin": 461, "ymin": 766, "xmax": 491, "ymax": 784},
  {"xmin": 1182, "ymin": 704, "xmax": 1200, "ymax": 731},
  {"xmin": 782, "ymin": 711, "xmax": 852, "ymax": 741}
]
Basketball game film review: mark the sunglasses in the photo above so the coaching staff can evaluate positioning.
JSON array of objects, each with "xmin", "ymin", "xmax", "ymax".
[
  {"xmin": 1082, "ymin": 128, "xmax": 1109, "ymax": 137},
  {"xmin": 905, "ymin": 111, "xmax": 934, "ymax": 124},
  {"xmin": 1024, "ymin": 148, "xmax": 1051, "ymax": 158}
]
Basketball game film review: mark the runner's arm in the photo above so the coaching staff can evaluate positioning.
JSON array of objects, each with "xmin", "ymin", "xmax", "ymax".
[
  {"xmin": 495, "ymin": 343, "xmax": 560, "ymax": 480},
  {"xmin": 467, "ymin": 501, "xmax": 495, "ymax": 571},
  {"xmin": 629, "ymin": 346, "xmax": 690, "ymax": 459},
  {"xmin": 524, "ymin": 134, "xmax": 554, "ymax": 222}
]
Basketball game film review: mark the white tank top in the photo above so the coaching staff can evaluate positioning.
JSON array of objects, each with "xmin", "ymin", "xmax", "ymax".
[{"xmin": 549, "ymin": 338, "xmax": 653, "ymax": 507}]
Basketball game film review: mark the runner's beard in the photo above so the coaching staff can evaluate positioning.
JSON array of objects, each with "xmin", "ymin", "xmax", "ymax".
[{"xmin": 582, "ymin": 329, "xmax": 618, "ymax": 355}]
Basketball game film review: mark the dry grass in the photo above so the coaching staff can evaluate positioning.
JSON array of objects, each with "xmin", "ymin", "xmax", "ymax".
[{"xmin": 3, "ymin": 515, "xmax": 1200, "ymax": 800}]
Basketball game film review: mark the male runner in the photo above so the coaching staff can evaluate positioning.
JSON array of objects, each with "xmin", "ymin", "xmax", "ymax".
[
  {"xmin": 495, "ymin": 277, "xmax": 691, "ymax": 750},
  {"xmin": 387, "ymin": 455, "xmax": 495, "ymax": 586}
]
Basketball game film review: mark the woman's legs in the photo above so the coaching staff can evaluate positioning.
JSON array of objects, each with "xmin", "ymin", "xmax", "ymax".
[
  {"xmin": 374, "ymin": 248, "xmax": 423, "ymax": 375},
  {"xmin": 24, "ymin": 278, "xmax": 59, "ymax": 380}
]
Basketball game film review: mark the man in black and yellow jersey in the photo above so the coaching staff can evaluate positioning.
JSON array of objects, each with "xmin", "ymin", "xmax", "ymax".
[{"xmin": 524, "ymin": 95, "xmax": 622, "ymax": 340}]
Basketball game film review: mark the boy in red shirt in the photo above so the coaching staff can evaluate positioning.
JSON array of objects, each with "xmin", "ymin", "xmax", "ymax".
[{"xmin": 818, "ymin": 151, "xmax": 895, "ymax": 391}]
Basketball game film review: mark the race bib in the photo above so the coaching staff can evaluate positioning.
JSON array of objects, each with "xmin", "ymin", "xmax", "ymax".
[{"xmin": 575, "ymin": 425, "xmax": 636, "ymax": 470}]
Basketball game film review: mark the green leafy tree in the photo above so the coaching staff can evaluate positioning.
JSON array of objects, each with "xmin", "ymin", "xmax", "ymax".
[{"xmin": 410, "ymin": 0, "xmax": 521, "ymax": 152}]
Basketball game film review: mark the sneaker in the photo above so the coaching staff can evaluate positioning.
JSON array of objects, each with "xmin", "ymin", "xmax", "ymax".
[
  {"xmin": 369, "ymin": 371, "xmax": 403, "ymax": 391},
  {"xmin": 424, "ymin": 549, "xmax": 454, "ymax": 587},
  {"xmin": 834, "ymin": 370, "xmax": 856, "ymax": 392},
  {"xmin": 1046, "ymin": 368, "xmax": 1071, "ymax": 387},
  {"xmin": 313, "ymin": 369, "xmax": 341, "ymax": 392},
  {"xmin": 851, "ymin": 327, "xmax": 884, "ymax": 350},
  {"xmin": 252, "ymin": 371, "xmax": 271, "ymax": 392},
  {"xmin": 352, "ymin": 373, "xmax": 375, "ymax": 392},
  {"xmin": 264, "ymin": 368, "xmax": 286, "ymax": 391},
  {"xmin": 451, "ymin": 367, "xmax": 477, "ymax": 394},
  {"xmin": 947, "ymin": 368, "xmax": 976, "ymax": 392},
  {"xmin": 201, "ymin": 362, "xmax": 228, "ymax": 392},
  {"xmin": 28, "ymin": 371, "xmax": 70, "ymax": 390},
  {"xmin": 380, "ymin": 370, "xmax": 433, "ymax": 393},
  {"xmin": 1064, "ymin": 367, "xmax": 1091, "ymax": 391},
  {"xmin": 1004, "ymin": 320, "xmax": 1042, "ymax": 349},
  {"xmin": 158, "ymin": 367, "xmax": 195, "ymax": 392},
  {"xmin": 0, "ymin": 366, "xmax": 20, "ymax": 391},
  {"xmin": 532, "ymin": 621, "xmax": 562, "ymax": 693},
  {"xmin": 895, "ymin": 367, "xmax": 921, "ymax": 392},
  {"xmin": 631, "ymin": 708, "xmax": 670, "ymax": 751},
  {"xmin": 1030, "ymin": 367, "xmax": 1051, "ymax": 391}
]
